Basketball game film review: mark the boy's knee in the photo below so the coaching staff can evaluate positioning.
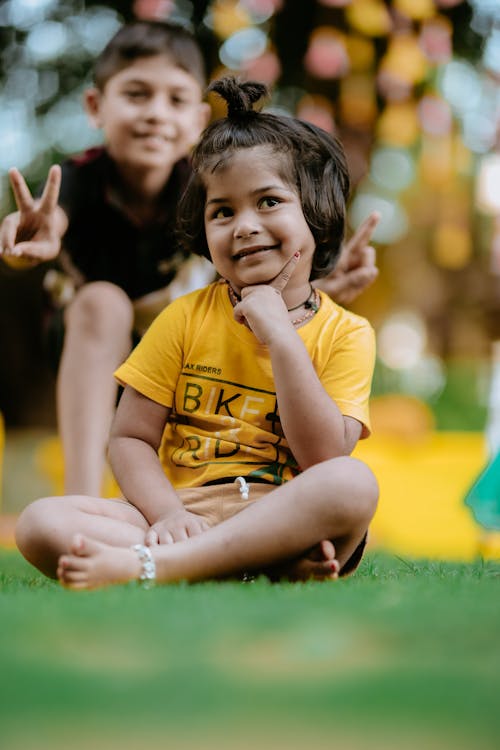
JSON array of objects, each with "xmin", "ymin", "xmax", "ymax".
[{"xmin": 66, "ymin": 282, "xmax": 133, "ymax": 337}]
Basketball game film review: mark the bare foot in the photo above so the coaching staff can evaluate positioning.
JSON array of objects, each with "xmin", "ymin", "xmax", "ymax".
[
  {"xmin": 57, "ymin": 534, "xmax": 142, "ymax": 590},
  {"xmin": 266, "ymin": 540, "xmax": 340, "ymax": 582}
]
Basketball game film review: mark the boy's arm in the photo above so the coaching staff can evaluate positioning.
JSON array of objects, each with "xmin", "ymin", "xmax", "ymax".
[
  {"xmin": 133, "ymin": 257, "xmax": 217, "ymax": 334},
  {"xmin": 315, "ymin": 212, "xmax": 380, "ymax": 305},
  {"xmin": 109, "ymin": 385, "xmax": 208, "ymax": 544},
  {"xmin": 0, "ymin": 166, "xmax": 67, "ymax": 268}
]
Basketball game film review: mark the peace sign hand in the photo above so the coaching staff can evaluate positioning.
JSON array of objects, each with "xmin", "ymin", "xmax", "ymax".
[
  {"xmin": 317, "ymin": 211, "xmax": 380, "ymax": 305},
  {"xmin": 0, "ymin": 165, "xmax": 64, "ymax": 265},
  {"xmin": 233, "ymin": 251, "xmax": 301, "ymax": 344}
]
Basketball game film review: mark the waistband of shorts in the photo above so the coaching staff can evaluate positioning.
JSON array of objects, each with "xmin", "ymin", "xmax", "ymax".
[{"xmin": 202, "ymin": 476, "xmax": 277, "ymax": 487}]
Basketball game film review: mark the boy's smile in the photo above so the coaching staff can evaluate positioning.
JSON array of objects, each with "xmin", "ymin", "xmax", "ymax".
[{"xmin": 204, "ymin": 146, "xmax": 315, "ymax": 303}]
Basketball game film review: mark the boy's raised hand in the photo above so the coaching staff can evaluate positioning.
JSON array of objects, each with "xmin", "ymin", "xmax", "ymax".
[
  {"xmin": 316, "ymin": 211, "xmax": 380, "ymax": 305},
  {"xmin": 0, "ymin": 165, "xmax": 64, "ymax": 264}
]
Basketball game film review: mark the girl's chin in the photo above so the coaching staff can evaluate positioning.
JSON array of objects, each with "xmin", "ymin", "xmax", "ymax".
[{"xmin": 235, "ymin": 273, "xmax": 279, "ymax": 290}]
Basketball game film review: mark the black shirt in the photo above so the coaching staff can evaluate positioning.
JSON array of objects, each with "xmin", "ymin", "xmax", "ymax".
[{"xmin": 57, "ymin": 147, "xmax": 191, "ymax": 300}]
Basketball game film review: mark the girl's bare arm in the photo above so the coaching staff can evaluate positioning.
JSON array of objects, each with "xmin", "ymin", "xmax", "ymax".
[
  {"xmin": 109, "ymin": 386, "xmax": 208, "ymax": 543},
  {"xmin": 267, "ymin": 333, "xmax": 362, "ymax": 468}
]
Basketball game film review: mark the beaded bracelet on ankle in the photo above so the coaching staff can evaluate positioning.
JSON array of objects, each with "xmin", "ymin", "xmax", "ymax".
[{"xmin": 131, "ymin": 544, "xmax": 156, "ymax": 588}]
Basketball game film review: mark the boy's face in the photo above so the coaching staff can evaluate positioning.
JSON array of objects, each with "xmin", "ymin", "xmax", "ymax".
[
  {"xmin": 203, "ymin": 146, "xmax": 315, "ymax": 295},
  {"xmin": 85, "ymin": 54, "xmax": 209, "ymax": 173}
]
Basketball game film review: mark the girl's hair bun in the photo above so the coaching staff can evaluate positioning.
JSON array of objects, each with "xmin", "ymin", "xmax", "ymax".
[{"xmin": 208, "ymin": 76, "xmax": 268, "ymax": 118}]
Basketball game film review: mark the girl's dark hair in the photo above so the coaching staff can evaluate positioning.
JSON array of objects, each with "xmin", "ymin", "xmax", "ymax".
[
  {"xmin": 177, "ymin": 77, "xmax": 350, "ymax": 280},
  {"xmin": 93, "ymin": 20, "xmax": 206, "ymax": 90}
]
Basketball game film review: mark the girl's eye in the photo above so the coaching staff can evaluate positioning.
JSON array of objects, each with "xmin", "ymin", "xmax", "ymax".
[{"xmin": 260, "ymin": 197, "xmax": 280, "ymax": 208}]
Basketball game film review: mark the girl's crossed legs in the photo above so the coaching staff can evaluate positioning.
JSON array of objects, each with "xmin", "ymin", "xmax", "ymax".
[{"xmin": 15, "ymin": 456, "xmax": 378, "ymax": 589}]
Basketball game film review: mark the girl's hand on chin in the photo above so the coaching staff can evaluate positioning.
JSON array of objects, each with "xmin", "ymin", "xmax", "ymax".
[{"xmin": 233, "ymin": 252, "xmax": 301, "ymax": 344}]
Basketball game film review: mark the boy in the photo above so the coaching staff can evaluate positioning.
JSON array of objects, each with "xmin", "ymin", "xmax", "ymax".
[
  {"xmin": 0, "ymin": 21, "xmax": 378, "ymax": 498},
  {"xmin": 0, "ymin": 21, "xmax": 212, "ymax": 497}
]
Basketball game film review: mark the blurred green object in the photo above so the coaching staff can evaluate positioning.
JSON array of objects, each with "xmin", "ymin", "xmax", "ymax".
[{"xmin": 465, "ymin": 451, "xmax": 500, "ymax": 530}]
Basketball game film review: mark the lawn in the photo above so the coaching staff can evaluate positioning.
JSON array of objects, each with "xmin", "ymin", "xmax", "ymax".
[{"xmin": 1, "ymin": 549, "xmax": 499, "ymax": 750}]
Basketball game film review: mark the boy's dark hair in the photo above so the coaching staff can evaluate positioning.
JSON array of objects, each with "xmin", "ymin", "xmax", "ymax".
[
  {"xmin": 93, "ymin": 20, "xmax": 206, "ymax": 90},
  {"xmin": 177, "ymin": 77, "xmax": 350, "ymax": 280}
]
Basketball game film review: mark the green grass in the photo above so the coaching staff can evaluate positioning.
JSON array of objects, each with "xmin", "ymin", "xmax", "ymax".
[{"xmin": 1, "ymin": 550, "xmax": 500, "ymax": 750}]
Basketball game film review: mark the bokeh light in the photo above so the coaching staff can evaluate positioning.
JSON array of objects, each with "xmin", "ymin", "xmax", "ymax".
[
  {"xmin": 349, "ymin": 193, "xmax": 409, "ymax": 243},
  {"xmin": 378, "ymin": 310, "xmax": 427, "ymax": 370},
  {"xmin": 432, "ymin": 223, "xmax": 472, "ymax": 269},
  {"xmin": 25, "ymin": 21, "xmax": 70, "ymax": 62},
  {"xmin": 345, "ymin": 0, "xmax": 392, "ymax": 37},
  {"xmin": 438, "ymin": 59, "xmax": 481, "ymax": 114},
  {"xmin": 476, "ymin": 154, "xmax": 500, "ymax": 215},
  {"xmin": 219, "ymin": 27, "xmax": 267, "ymax": 69},
  {"xmin": 370, "ymin": 147, "xmax": 416, "ymax": 192},
  {"xmin": 304, "ymin": 27, "xmax": 350, "ymax": 79}
]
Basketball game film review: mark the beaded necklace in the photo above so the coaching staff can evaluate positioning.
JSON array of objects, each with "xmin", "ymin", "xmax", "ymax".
[{"xmin": 226, "ymin": 281, "xmax": 320, "ymax": 327}]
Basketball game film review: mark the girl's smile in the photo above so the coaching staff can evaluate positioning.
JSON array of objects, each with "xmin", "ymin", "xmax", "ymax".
[{"xmin": 203, "ymin": 146, "xmax": 315, "ymax": 304}]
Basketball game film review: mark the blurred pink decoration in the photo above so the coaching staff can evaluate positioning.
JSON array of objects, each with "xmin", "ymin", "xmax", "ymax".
[
  {"xmin": 243, "ymin": 50, "xmax": 282, "ymax": 85},
  {"xmin": 304, "ymin": 29, "xmax": 350, "ymax": 79},
  {"xmin": 418, "ymin": 95, "xmax": 452, "ymax": 136},
  {"xmin": 419, "ymin": 17, "xmax": 453, "ymax": 64},
  {"xmin": 377, "ymin": 69, "xmax": 413, "ymax": 102},
  {"xmin": 242, "ymin": 0, "xmax": 283, "ymax": 13},
  {"xmin": 133, "ymin": 0, "xmax": 174, "ymax": 20},
  {"xmin": 297, "ymin": 97, "xmax": 336, "ymax": 134}
]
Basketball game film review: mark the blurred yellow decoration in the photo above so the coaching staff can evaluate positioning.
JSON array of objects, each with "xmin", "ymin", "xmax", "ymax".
[
  {"xmin": 345, "ymin": 34, "xmax": 375, "ymax": 72},
  {"xmin": 370, "ymin": 394, "xmax": 435, "ymax": 440},
  {"xmin": 35, "ymin": 436, "xmax": 119, "ymax": 498},
  {"xmin": 394, "ymin": 0, "xmax": 436, "ymax": 20},
  {"xmin": 377, "ymin": 102, "xmax": 420, "ymax": 146},
  {"xmin": 211, "ymin": 0, "xmax": 252, "ymax": 39},
  {"xmin": 419, "ymin": 134, "xmax": 453, "ymax": 185},
  {"xmin": 354, "ymin": 431, "xmax": 497, "ymax": 561},
  {"xmin": 207, "ymin": 79, "xmax": 232, "ymax": 120},
  {"xmin": 340, "ymin": 74, "xmax": 377, "ymax": 128},
  {"xmin": 380, "ymin": 33, "xmax": 429, "ymax": 85},
  {"xmin": 432, "ymin": 222, "xmax": 472, "ymax": 269},
  {"xmin": 345, "ymin": 0, "xmax": 392, "ymax": 36},
  {"xmin": 453, "ymin": 134, "xmax": 473, "ymax": 177}
]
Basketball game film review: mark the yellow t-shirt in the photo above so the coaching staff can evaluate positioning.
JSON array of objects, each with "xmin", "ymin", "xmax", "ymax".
[{"xmin": 115, "ymin": 280, "xmax": 375, "ymax": 488}]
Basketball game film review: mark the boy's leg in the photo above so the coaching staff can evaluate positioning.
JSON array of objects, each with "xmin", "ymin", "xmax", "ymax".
[
  {"xmin": 58, "ymin": 456, "xmax": 378, "ymax": 588},
  {"xmin": 15, "ymin": 495, "xmax": 149, "ymax": 579},
  {"xmin": 57, "ymin": 282, "xmax": 133, "ymax": 496}
]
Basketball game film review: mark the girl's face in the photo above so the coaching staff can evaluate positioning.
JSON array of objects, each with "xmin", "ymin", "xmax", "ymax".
[{"xmin": 203, "ymin": 146, "xmax": 315, "ymax": 296}]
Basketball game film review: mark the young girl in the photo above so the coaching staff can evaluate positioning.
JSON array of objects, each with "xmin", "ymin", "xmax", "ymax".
[{"xmin": 15, "ymin": 77, "xmax": 378, "ymax": 588}]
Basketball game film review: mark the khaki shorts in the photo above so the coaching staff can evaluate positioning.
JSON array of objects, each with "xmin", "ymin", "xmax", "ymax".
[
  {"xmin": 178, "ymin": 481, "xmax": 274, "ymax": 527},
  {"xmin": 177, "ymin": 480, "xmax": 367, "ymax": 577}
]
